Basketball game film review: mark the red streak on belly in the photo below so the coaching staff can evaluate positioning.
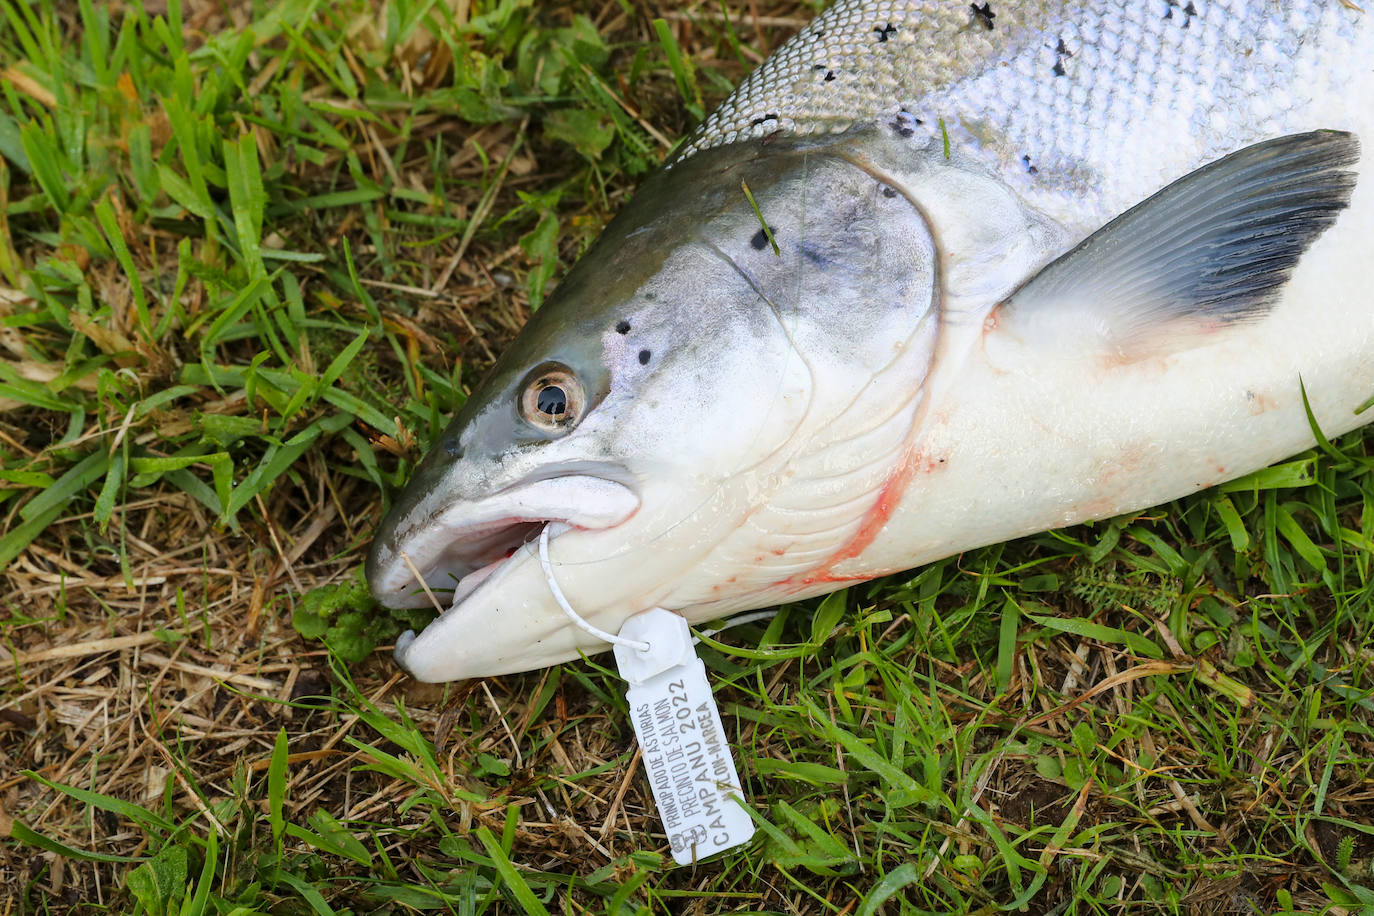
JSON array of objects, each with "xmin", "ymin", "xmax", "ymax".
[{"xmin": 781, "ymin": 447, "xmax": 921, "ymax": 588}]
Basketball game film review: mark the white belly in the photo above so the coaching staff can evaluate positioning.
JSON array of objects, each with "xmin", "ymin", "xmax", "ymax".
[{"xmin": 844, "ymin": 115, "xmax": 1374, "ymax": 578}]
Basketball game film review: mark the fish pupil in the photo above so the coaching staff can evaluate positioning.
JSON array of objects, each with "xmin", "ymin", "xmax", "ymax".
[{"xmin": 537, "ymin": 385, "xmax": 568, "ymax": 416}]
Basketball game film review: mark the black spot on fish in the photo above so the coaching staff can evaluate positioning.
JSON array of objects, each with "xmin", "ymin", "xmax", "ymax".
[
  {"xmin": 638, "ymin": 349, "xmax": 651, "ymax": 365},
  {"xmin": 812, "ymin": 64, "xmax": 825, "ymax": 71},
  {"xmin": 888, "ymin": 110, "xmax": 921, "ymax": 138},
  {"xmin": 750, "ymin": 113, "xmax": 779, "ymax": 127},
  {"xmin": 750, "ymin": 227, "xmax": 773, "ymax": 250},
  {"xmin": 824, "ymin": 70, "xmax": 835, "ymax": 82},
  {"xmin": 970, "ymin": 2, "xmax": 995, "ymax": 30},
  {"xmin": 1023, "ymin": 154, "xmax": 1039, "ymax": 174},
  {"xmin": 882, "ymin": 185, "xmax": 898, "ymax": 198},
  {"xmin": 797, "ymin": 242, "xmax": 835, "ymax": 270},
  {"xmin": 1164, "ymin": 0, "xmax": 1197, "ymax": 26},
  {"xmin": 814, "ymin": 27, "xmax": 824, "ymax": 37},
  {"xmin": 1052, "ymin": 37, "xmax": 1073, "ymax": 77},
  {"xmin": 874, "ymin": 23, "xmax": 898, "ymax": 42},
  {"xmin": 615, "ymin": 320, "xmax": 631, "ymax": 334},
  {"xmin": 644, "ymin": 293, "xmax": 656, "ymax": 301}
]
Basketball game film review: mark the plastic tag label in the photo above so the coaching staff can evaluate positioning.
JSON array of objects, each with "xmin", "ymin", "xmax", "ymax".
[{"xmin": 614, "ymin": 608, "xmax": 754, "ymax": 865}]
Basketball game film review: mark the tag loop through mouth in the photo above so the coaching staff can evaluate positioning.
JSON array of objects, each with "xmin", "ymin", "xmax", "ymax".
[{"xmin": 538, "ymin": 525, "xmax": 652, "ymax": 653}]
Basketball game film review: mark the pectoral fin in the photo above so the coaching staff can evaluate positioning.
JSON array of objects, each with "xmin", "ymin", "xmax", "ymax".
[{"xmin": 997, "ymin": 130, "xmax": 1360, "ymax": 358}]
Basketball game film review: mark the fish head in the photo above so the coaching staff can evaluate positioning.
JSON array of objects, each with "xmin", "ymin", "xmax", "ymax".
[{"xmin": 368, "ymin": 131, "xmax": 941, "ymax": 680}]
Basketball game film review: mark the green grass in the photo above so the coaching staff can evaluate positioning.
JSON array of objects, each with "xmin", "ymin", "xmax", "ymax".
[{"xmin": 3, "ymin": 0, "xmax": 1374, "ymax": 914}]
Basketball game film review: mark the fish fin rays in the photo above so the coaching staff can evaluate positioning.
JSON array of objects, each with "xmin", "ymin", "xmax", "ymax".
[{"xmin": 994, "ymin": 130, "xmax": 1361, "ymax": 359}]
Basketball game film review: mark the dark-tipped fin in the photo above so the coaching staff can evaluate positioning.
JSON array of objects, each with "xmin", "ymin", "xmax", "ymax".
[{"xmin": 997, "ymin": 130, "xmax": 1360, "ymax": 357}]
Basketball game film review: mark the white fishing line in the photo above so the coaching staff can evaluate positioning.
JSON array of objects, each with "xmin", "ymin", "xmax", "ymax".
[{"xmin": 538, "ymin": 525, "xmax": 651, "ymax": 652}]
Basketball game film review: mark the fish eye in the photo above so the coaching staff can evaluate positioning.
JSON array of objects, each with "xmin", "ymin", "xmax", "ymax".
[{"xmin": 518, "ymin": 364, "xmax": 584, "ymax": 433}]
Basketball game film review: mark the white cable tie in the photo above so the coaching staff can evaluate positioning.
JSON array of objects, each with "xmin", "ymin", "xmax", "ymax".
[{"xmin": 538, "ymin": 526, "xmax": 651, "ymax": 652}]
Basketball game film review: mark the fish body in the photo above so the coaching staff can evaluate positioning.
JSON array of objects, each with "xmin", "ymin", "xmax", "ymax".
[{"xmin": 367, "ymin": 0, "xmax": 1374, "ymax": 681}]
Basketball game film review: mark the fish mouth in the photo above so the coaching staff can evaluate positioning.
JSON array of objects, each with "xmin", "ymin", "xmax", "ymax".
[{"xmin": 367, "ymin": 468, "xmax": 641, "ymax": 610}]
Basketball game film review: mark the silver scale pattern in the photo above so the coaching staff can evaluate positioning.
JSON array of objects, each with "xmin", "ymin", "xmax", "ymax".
[{"xmin": 677, "ymin": 0, "xmax": 1364, "ymax": 225}]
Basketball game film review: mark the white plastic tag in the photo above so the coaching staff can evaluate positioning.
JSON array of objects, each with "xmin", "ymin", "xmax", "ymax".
[{"xmin": 614, "ymin": 608, "xmax": 754, "ymax": 865}]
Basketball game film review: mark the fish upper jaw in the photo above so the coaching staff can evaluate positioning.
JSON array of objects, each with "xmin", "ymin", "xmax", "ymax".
[{"xmin": 366, "ymin": 471, "xmax": 641, "ymax": 610}]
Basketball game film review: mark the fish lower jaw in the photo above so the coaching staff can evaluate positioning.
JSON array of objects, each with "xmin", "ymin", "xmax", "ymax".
[
  {"xmin": 446, "ymin": 520, "xmax": 572, "ymax": 607},
  {"xmin": 390, "ymin": 519, "xmax": 657, "ymax": 682}
]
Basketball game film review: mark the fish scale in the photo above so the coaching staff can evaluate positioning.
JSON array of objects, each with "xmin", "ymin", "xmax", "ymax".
[{"xmin": 683, "ymin": 0, "xmax": 1365, "ymax": 225}]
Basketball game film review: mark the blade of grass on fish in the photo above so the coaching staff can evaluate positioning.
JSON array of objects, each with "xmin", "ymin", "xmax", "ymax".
[{"xmin": 741, "ymin": 180, "xmax": 780, "ymax": 255}]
